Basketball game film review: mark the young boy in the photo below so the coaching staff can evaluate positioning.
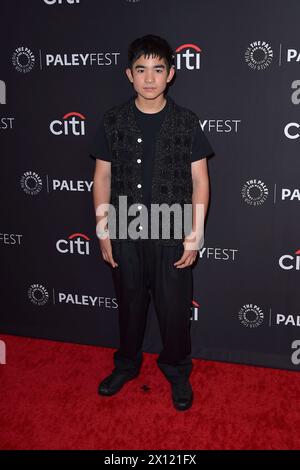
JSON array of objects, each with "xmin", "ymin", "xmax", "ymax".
[{"xmin": 90, "ymin": 35, "xmax": 214, "ymax": 411}]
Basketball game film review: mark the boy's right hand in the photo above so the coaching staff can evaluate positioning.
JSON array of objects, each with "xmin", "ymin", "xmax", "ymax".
[{"xmin": 99, "ymin": 238, "xmax": 119, "ymax": 268}]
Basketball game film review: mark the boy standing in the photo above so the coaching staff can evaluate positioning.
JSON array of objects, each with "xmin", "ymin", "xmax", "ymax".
[{"xmin": 90, "ymin": 35, "xmax": 214, "ymax": 411}]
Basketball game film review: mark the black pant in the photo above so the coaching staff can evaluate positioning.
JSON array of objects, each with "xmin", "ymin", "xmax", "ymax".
[{"xmin": 110, "ymin": 239, "xmax": 193, "ymax": 383}]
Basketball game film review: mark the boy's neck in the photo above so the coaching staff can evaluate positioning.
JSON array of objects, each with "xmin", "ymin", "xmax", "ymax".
[{"xmin": 135, "ymin": 94, "xmax": 167, "ymax": 114}]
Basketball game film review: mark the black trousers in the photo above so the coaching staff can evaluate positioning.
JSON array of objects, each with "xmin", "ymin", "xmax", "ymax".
[{"xmin": 110, "ymin": 239, "xmax": 193, "ymax": 383}]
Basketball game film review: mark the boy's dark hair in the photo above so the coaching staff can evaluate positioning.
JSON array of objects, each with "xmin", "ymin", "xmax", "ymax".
[{"xmin": 128, "ymin": 34, "xmax": 175, "ymax": 73}]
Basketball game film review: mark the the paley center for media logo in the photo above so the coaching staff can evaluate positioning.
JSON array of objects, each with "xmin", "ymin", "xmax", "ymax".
[
  {"xmin": 12, "ymin": 47, "xmax": 35, "ymax": 73},
  {"xmin": 241, "ymin": 179, "xmax": 269, "ymax": 206},
  {"xmin": 238, "ymin": 303, "xmax": 264, "ymax": 328},
  {"xmin": 28, "ymin": 284, "xmax": 49, "ymax": 306},
  {"xmin": 20, "ymin": 171, "xmax": 43, "ymax": 195},
  {"xmin": 245, "ymin": 40, "xmax": 273, "ymax": 70}
]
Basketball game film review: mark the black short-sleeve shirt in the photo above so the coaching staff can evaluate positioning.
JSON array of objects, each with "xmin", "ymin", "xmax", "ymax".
[{"xmin": 89, "ymin": 101, "xmax": 215, "ymax": 209}]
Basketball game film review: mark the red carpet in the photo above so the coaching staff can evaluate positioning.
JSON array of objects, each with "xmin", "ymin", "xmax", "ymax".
[{"xmin": 0, "ymin": 334, "xmax": 299, "ymax": 450}]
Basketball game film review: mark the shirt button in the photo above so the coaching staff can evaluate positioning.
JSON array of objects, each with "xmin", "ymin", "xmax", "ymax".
[
  {"xmin": 137, "ymin": 184, "xmax": 142, "ymax": 188},
  {"xmin": 137, "ymin": 159, "xmax": 142, "ymax": 163},
  {"xmin": 137, "ymin": 138, "xmax": 142, "ymax": 143}
]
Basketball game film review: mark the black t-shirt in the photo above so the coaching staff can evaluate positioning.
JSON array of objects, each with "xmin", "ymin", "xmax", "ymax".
[{"xmin": 89, "ymin": 100, "xmax": 215, "ymax": 209}]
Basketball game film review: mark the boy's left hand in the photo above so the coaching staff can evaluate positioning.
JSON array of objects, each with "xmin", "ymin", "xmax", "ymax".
[{"xmin": 174, "ymin": 240, "xmax": 199, "ymax": 269}]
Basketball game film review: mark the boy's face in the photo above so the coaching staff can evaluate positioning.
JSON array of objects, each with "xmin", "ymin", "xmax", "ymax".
[{"xmin": 126, "ymin": 54, "xmax": 175, "ymax": 101}]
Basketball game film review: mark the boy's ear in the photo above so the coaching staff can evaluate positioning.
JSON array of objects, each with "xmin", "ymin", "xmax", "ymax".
[
  {"xmin": 167, "ymin": 65, "xmax": 175, "ymax": 83},
  {"xmin": 126, "ymin": 67, "xmax": 133, "ymax": 83}
]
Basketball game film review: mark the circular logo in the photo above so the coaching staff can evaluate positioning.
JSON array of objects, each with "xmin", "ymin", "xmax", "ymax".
[
  {"xmin": 245, "ymin": 41, "xmax": 273, "ymax": 70},
  {"xmin": 238, "ymin": 304, "xmax": 264, "ymax": 328},
  {"xmin": 20, "ymin": 171, "xmax": 43, "ymax": 195},
  {"xmin": 12, "ymin": 47, "xmax": 35, "ymax": 73},
  {"xmin": 28, "ymin": 284, "xmax": 49, "ymax": 306},
  {"xmin": 241, "ymin": 179, "xmax": 268, "ymax": 206}
]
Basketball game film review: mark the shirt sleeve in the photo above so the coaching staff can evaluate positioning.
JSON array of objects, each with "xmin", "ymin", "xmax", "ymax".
[
  {"xmin": 89, "ymin": 117, "xmax": 111, "ymax": 161},
  {"xmin": 190, "ymin": 124, "xmax": 215, "ymax": 162}
]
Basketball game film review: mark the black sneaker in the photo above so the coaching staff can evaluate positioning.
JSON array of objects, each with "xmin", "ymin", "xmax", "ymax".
[
  {"xmin": 171, "ymin": 380, "xmax": 193, "ymax": 411},
  {"xmin": 98, "ymin": 368, "xmax": 139, "ymax": 396}
]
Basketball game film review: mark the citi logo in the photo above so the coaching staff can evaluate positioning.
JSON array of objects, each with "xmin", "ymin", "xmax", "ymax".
[
  {"xmin": 50, "ymin": 112, "xmax": 86, "ymax": 136},
  {"xmin": 279, "ymin": 249, "xmax": 300, "ymax": 271},
  {"xmin": 43, "ymin": 0, "xmax": 80, "ymax": 4},
  {"xmin": 284, "ymin": 121, "xmax": 300, "ymax": 140},
  {"xmin": 191, "ymin": 300, "xmax": 199, "ymax": 321},
  {"xmin": 175, "ymin": 44, "xmax": 202, "ymax": 70},
  {"xmin": 56, "ymin": 233, "xmax": 90, "ymax": 255}
]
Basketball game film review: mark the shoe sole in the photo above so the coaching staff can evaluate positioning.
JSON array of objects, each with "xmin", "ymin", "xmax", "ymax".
[
  {"xmin": 98, "ymin": 374, "xmax": 139, "ymax": 397},
  {"xmin": 173, "ymin": 401, "xmax": 193, "ymax": 411},
  {"xmin": 172, "ymin": 393, "xmax": 193, "ymax": 411}
]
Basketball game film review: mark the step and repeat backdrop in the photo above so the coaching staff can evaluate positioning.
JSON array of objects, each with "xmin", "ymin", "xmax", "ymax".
[{"xmin": 1, "ymin": 0, "xmax": 299, "ymax": 370}]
